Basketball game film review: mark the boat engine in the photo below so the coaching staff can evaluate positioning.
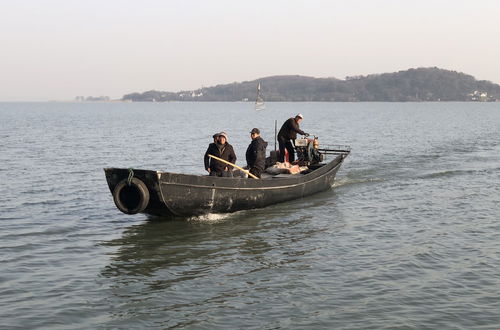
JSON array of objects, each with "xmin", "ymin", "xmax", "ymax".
[{"xmin": 295, "ymin": 136, "xmax": 323, "ymax": 165}]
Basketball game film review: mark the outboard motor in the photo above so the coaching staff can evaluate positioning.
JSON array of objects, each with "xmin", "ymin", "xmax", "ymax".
[{"xmin": 295, "ymin": 136, "xmax": 323, "ymax": 165}]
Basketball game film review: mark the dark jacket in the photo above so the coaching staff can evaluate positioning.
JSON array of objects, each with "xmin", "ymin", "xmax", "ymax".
[
  {"xmin": 277, "ymin": 118, "xmax": 306, "ymax": 141},
  {"xmin": 204, "ymin": 142, "xmax": 237, "ymax": 173},
  {"xmin": 246, "ymin": 137, "xmax": 268, "ymax": 171}
]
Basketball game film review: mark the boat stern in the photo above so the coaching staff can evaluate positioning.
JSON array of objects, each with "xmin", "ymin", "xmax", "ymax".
[{"xmin": 104, "ymin": 168, "xmax": 171, "ymax": 216}]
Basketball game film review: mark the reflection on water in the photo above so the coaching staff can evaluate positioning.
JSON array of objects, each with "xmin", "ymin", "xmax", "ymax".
[
  {"xmin": 101, "ymin": 199, "xmax": 330, "ymax": 280},
  {"xmin": 98, "ymin": 199, "xmax": 341, "ymax": 328}
]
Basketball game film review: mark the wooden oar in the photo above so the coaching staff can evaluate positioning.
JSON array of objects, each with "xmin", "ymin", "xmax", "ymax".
[{"xmin": 208, "ymin": 154, "xmax": 259, "ymax": 179}]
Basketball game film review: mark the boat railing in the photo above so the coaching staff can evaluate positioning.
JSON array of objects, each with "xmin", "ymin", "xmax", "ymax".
[{"xmin": 317, "ymin": 145, "xmax": 351, "ymax": 156}]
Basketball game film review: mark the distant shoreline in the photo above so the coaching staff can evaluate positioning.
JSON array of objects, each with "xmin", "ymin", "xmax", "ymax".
[
  {"xmin": 2, "ymin": 100, "xmax": 496, "ymax": 104},
  {"xmin": 3, "ymin": 68, "xmax": 500, "ymax": 103},
  {"xmin": 122, "ymin": 67, "xmax": 500, "ymax": 103}
]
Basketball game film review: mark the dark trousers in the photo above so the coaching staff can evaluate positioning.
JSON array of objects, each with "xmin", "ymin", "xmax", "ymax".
[
  {"xmin": 248, "ymin": 167, "xmax": 262, "ymax": 179},
  {"xmin": 209, "ymin": 170, "xmax": 232, "ymax": 177},
  {"xmin": 278, "ymin": 138, "xmax": 295, "ymax": 163}
]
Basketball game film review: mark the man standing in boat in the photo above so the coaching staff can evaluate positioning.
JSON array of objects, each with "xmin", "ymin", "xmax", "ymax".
[
  {"xmin": 245, "ymin": 128, "xmax": 268, "ymax": 179},
  {"xmin": 204, "ymin": 132, "xmax": 237, "ymax": 177},
  {"xmin": 277, "ymin": 113, "xmax": 309, "ymax": 163}
]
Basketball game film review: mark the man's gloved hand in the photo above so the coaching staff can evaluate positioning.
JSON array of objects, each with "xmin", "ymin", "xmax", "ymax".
[{"xmin": 304, "ymin": 133, "xmax": 310, "ymax": 137}]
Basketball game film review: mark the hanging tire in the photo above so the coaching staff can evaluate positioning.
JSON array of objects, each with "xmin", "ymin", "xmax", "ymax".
[{"xmin": 112, "ymin": 177, "xmax": 150, "ymax": 214}]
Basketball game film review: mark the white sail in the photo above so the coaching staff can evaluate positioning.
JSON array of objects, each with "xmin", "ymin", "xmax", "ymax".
[{"xmin": 255, "ymin": 82, "xmax": 266, "ymax": 111}]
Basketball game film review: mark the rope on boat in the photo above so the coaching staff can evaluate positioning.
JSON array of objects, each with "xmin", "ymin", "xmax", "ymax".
[{"xmin": 127, "ymin": 168, "xmax": 134, "ymax": 186}]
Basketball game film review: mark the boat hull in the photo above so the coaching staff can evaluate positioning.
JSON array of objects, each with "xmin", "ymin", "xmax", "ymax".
[{"xmin": 105, "ymin": 154, "xmax": 347, "ymax": 217}]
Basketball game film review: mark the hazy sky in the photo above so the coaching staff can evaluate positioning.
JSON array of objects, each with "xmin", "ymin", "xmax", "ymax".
[{"xmin": 1, "ymin": 0, "xmax": 499, "ymax": 101}]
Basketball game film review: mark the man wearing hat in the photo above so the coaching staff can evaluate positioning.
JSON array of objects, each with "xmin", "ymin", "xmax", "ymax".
[
  {"xmin": 277, "ymin": 114, "xmax": 309, "ymax": 163},
  {"xmin": 204, "ymin": 131, "xmax": 237, "ymax": 177},
  {"xmin": 246, "ymin": 128, "xmax": 268, "ymax": 179},
  {"xmin": 211, "ymin": 132, "xmax": 219, "ymax": 144},
  {"xmin": 203, "ymin": 133, "xmax": 219, "ymax": 171}
]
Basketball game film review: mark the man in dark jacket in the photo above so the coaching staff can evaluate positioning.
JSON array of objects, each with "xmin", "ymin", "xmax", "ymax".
[
  {"xmin": 204, "ymin": 132, "xmax": 237, "ymax": 177},
  {"xmin": 277, "ymin": 113, "xmax": 308, "ymax": 162},
  {"xmin": 203, "ymin": 132, "xmax": 219, "ymax": 171},
  {"xmin": 246, "ymin": 128, "xmax": 268, "ymax": 179}
]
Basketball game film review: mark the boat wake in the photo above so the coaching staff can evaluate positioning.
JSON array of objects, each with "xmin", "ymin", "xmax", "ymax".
[
  {"xmin": 186, "ymin": 212, "xmax": 234, "ymax": 223},
  {"xmin": 417, "ymin": 166, "xmax": 500, "ymax": 180},
  {"xmin": 333, "ymin": 176, "xmax": 383, "ymax": 188}
]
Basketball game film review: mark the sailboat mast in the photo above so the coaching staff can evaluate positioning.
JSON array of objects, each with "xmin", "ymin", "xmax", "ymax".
[{"xmin": 255, "ymin": 82, "xmax": 265, "ymax": 111}]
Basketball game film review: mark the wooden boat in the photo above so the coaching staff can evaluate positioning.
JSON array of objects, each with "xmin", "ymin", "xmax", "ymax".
[{"xmin": 104, "ymin": 146, "xmax": 350, "ymax": 217}]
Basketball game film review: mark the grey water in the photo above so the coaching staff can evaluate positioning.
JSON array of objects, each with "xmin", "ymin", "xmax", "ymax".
[{"xmin": 1, "ymin": 101, "xmax": 499, "ymax": 329}]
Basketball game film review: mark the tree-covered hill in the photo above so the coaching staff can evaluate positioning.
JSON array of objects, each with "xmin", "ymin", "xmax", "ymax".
[{"xmin": 122, "ymin": 67, "xmax": 500, "ymax": 102}]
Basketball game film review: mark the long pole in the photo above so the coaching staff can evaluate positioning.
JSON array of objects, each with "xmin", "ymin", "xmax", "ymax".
[
  {"xmin": 207, "ymin": 154, "xmax": 259, "ymax": 179},
  {"xmin": 274, "ymin": 119, "xmax": 277, "ymax": 151}
]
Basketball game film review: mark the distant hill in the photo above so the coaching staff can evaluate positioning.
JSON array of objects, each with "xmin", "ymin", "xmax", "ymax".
[{"xmin": 122, "ymin": 67, "xmax": 500, "ymax": 102}]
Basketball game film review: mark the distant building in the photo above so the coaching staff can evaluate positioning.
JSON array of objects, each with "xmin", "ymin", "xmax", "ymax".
[
  {"xmin": 74, "ymin": 96, "xmax": 110, "ymax": 102},
  {"xmin": 467, "ymin": 90, "xmax": 496, "ymax": 102}
]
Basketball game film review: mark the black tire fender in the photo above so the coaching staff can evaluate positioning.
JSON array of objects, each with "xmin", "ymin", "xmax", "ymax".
[{"xmin": 112, "ymin": 177, "xmax": 150, "ymax": 214}]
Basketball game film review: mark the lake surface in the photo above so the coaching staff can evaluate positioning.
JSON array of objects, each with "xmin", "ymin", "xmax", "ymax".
[{"xmin": 1, "ymin": 102, "xmax": 499, "ymax": 329}]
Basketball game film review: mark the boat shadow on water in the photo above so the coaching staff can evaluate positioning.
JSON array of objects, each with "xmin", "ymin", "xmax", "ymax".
[
  {"xmin": 99, "ymin": 188, "xmax": 346, "ymax": 281},
  {"xmin": 96, "ymin": 187, "xmax": 350, "ymax": 327}
]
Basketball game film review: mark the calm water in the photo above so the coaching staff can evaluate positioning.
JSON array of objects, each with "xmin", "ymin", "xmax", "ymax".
[{"xmin": 1, "ymin": 102, "xmax": 499, "ymax": 329}]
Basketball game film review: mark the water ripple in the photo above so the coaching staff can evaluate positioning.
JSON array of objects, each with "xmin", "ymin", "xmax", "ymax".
[{"xmin": 1, "ymin": 102, "xmax": 500, "ymax": 329}]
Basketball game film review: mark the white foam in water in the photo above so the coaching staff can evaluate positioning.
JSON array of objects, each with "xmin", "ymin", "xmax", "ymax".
[{"xmin": 187, "ymin": 212, "xmax": 233, "ymax": 223}]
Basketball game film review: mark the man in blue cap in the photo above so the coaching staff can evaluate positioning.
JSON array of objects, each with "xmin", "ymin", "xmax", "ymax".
[{"xmin": 246, "ymin": 128, "xmax": 268, "ymax": 178}]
